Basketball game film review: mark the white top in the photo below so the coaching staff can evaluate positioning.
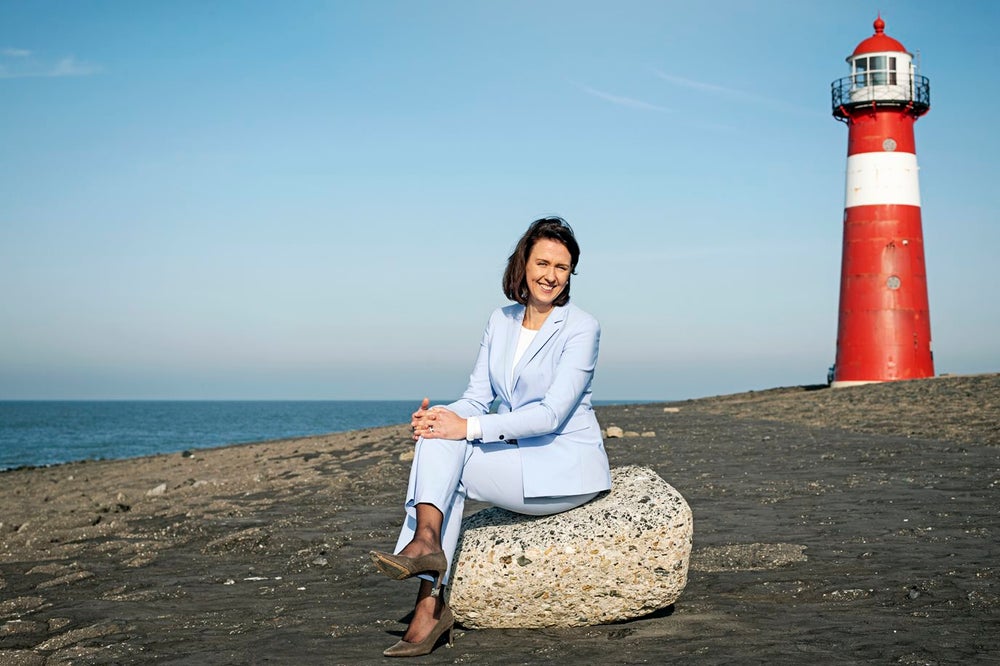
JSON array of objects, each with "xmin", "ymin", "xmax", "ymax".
[
  {"xmin": 510, "ymin": 326, "xmax": 539, "ymax": 386},
  {"xmin": 466, "ymin": 326, "xmax": 538, "ymax": 441}
]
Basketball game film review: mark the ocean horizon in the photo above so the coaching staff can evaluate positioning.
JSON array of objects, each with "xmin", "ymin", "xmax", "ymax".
[{"xmin": 0, "ymin": 399, "xmax": 651, "ymax": 471}]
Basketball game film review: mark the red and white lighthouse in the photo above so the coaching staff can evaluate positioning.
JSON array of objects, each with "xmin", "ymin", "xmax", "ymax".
[{"xmin": 830, "ymin": 16, "xmax": 934, "ymax": 387}]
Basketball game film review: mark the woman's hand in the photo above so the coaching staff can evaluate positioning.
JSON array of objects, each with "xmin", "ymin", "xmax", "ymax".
[
  {"xmin": 411, "ymin": 403, "xmax": 466, "ymax": 441},
  {"xmin": 410, "ymin": 397, "xmax": 432, "ymax": 441}
]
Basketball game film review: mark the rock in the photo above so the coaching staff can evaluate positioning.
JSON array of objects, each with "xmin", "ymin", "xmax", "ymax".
[
  {"xmin": 0, "ymin": 650, "xmax": 45, "ymax": 666},
  {"xmin": 26, "ymin": 563, "xmax": 76, "ymax": 576},
  {"xmin": 35, "ymin": 623, "xmax": 122, "ymax": 651},
  {"xmin": 624, "ymin": 430, "xmax": 640, "ymax": 437},
  {"xmin": 48, "ymin": 618, "xmax": 71, "ymax": 631},
  {"xmin": 0, "ymin": 620, "xmax": 45, "ymax": 636},
  {"xmin": 605, "ymin": 426, "xmax": 624, "ymax": 438},
  {"xmin": 448, "ymin": 465, "xmax": 692, "ymax": 628},
  {"xmin": 203, "ymin": 527, "xmax": 268, "ymax": 555},
  {"xmin": 663, "ymin": 407, "xmax": 680, "ymax": 413},
  {"xmin": 398, "ymin": 449, "xmax": 414, "ymax": 463},
  {"xmin": 35, "ymin": 571, "xmax": 93, "ymax": 590},
  {"xmin": 641, "ymin": 431, "xmax": 656, "ymax": 438},
  {"xmin": 146, "ymin": 483, "xmax": 167, "ymax": 496},
  {"xmin": 0, "ymin": 597, "xmax": 45, "ymax": 618},
  {"xmin": 690, "ymin": 543, "xmax": 807, "ymax": 572}
]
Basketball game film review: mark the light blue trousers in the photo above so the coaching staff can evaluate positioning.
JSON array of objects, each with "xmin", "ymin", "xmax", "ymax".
[{"xmin": 393, "ymin": 436, "xmax": 599, "ymax": 585}]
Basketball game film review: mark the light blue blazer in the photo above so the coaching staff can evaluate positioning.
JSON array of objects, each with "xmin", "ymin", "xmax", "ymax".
[{"xmin": 446, "ymin": 302, "xmax": 612, "ymax": 498}]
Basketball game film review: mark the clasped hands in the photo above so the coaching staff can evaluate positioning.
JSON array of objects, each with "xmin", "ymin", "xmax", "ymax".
[{"xmin": 411, "ymin": 397, "xmax": 466, "ymax": 441}]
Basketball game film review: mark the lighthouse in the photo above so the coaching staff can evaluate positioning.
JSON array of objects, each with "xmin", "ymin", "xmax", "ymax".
[{"xmin": 830, "ymin": 16, "xmax": 934, "ymax": 387}]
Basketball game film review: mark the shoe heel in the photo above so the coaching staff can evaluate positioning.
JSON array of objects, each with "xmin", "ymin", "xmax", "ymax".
[
  {"xmin": 429, "ymin": 572, "xmax": 444, "ymax": 598},
  {"xmin": 445, "ymin": 625, "xmax": 454, "ymax": 648},
  {"xmin": 382, "ymin": 605, "xmax": 455, "ymax": 657}
]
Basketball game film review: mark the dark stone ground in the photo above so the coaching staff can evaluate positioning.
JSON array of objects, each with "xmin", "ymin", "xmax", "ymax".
[{"xmin": 1, "ymin": 373, "xmax": 998, "ymax": 664}]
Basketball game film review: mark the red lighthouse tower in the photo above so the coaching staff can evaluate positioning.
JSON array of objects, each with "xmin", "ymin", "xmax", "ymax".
[{"xmin": 830, "ymin": 16, "xmax": 934, "ymax": 387}]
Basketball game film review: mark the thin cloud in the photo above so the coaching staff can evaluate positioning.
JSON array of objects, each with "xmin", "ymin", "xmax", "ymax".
[
  {"xmin": 49, "ymin": 56, "xmax": 100, "ymax": 77},
  {"xmin": 0, "ymin": 52, "xmax": 100, "ymax": 79},
  {"xmin": 653, "ymin": 70, "xmax": 739, "ymax": 95},
  {"xmin": 652, "ymin": 68, "xmax": 818, "ymax": 116},
  {"xmin": 577, "ymin": 84, "xmax": 670, "ymax": 112}
]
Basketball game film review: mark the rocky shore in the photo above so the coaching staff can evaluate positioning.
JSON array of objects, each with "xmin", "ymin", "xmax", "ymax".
[{"xmin": 1, "ymin": 373, "xmax": 998, "ymax": 664}]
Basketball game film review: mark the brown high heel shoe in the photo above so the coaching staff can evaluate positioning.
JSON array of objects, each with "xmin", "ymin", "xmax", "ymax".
[
  {"xmin": 369, "ymin": 550, "xmax": 448, "ymax": 597},
  {"xmin": 383, "ymin": 605, "xmax": 455, "ymax": 657}
]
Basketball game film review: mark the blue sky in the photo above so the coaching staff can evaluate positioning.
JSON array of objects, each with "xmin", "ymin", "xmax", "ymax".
[{"xmin": 2, "ymin": 1, "xmax": 998, "ymax": 400}]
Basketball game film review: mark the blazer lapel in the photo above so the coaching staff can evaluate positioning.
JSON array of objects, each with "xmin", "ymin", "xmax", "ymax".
[{"xmin": 511, "ymin": 305, "xmax": 567, "ymax": 393}]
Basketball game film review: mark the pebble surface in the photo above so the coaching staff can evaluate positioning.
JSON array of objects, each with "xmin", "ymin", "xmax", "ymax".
[{"xmin": 1, "ymin": 373, "xmax": 998, "ymax": 664}]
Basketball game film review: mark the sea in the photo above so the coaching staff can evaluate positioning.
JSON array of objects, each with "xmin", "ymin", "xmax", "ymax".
[{"xmin": 0, "ymin": 400, "xmax": 641, "ymax": 471}]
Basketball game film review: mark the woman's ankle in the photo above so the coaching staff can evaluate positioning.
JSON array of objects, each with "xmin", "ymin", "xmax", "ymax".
[
  {"xmin": 411, "ymin": 530, "xmax": 442, "ymax": 551},
  {"xmin": 399, "ymin": 537, "xmax": 440, "ymax": 558}
]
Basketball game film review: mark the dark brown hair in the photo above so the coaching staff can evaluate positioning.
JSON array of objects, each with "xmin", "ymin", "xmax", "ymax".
[{"xmin": 502, "ymin": 216, "xmax": 580, "ymax": 306}]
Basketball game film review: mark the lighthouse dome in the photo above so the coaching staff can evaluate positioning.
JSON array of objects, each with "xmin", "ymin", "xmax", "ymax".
[{"xmin": 852, "ymin": 16, "xmax": 908, "ymax": 56}]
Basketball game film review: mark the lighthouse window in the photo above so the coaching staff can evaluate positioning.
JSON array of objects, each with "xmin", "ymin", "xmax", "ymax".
[
  {"xmin": 872, "ymin": 56, "xmax": 898, "ymax": 85},
  {"xmin": 853, "ymin": 56, "xmax": 898, "ymax": 87},
  {"xmin": 870, "ymin": 56, "xmax": 887, "ymax": 84},
  {"xmin": 854, "ymin": 58, "xmax": 868, "ymax": 87}
]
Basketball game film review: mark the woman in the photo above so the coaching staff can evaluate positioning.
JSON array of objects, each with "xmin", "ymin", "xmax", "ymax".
[{"xmin": 370, "ymin": 216, "xmax": 611, "ymax": 657}]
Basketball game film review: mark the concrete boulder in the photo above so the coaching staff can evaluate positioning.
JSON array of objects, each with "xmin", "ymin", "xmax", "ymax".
[{"xmin": 448, "ymin": 465, "xmax": 692, "ymax": 628}]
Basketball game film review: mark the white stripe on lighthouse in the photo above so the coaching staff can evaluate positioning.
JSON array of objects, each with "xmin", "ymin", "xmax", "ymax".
[{"xmin": 844, "ymin": 152, "xmax": 921, "ymax": 208}]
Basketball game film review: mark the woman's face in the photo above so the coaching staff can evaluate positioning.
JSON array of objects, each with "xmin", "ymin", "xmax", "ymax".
[{"xmin": 524, "ymin": 238, "xmax": 572, "ymax": 310}]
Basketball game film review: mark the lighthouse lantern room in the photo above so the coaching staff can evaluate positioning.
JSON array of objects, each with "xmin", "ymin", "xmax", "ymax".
[{"xmin": 829, "ymin": 16, "xmax": 934, "ymax": 387}]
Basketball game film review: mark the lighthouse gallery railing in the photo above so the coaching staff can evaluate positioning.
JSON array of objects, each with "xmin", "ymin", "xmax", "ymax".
[{"xmin": 831, "ymin": 73, "xmax": 930, "ymax": 118}]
